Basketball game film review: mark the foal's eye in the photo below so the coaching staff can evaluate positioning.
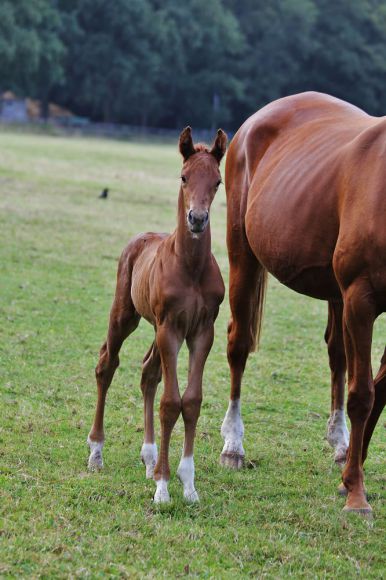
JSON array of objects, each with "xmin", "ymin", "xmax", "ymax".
[{"xmin": 181, "ymin": 175, "xmax": 187, "ymax": 183}]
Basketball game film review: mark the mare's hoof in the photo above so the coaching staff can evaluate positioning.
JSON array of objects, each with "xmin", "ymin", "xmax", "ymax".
[
  {"xmin": 184, "ymin": 490, "xmax": 199, "ymax": 503},
  {"xmin": 343, "ymin": 493, "xmax": 372, "ymax": 516},
  {"xmin": 337, "ymin": 482, "xmax": 348, "ymax": 496},
  {"xmin": 342, "ymin": 505, "xmax": 373, "ymax": 518},
  {"xmin": 220, "ymin": 452, "xmax": 244, "ymax": 469}
]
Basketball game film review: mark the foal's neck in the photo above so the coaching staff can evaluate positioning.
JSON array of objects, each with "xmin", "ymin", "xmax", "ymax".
[{"xmin": 175, "ymin": 188, "xmax": 211, "ymax": 275}]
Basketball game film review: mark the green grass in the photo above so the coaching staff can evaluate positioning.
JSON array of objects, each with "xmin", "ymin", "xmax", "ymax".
[{"xmin": 0, "ymin": 130, "xmax": 385, "ymax": 578}]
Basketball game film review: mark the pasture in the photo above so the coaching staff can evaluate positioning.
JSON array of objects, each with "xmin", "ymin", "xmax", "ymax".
[{"xmin": 0, "ymin": 130, "xmax": 385, "ymax": 578}]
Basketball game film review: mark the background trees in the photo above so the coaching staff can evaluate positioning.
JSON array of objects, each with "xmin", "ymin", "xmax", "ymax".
[{"xmin": 1, "ymin": 0, "xmax": 386, "ymax": 129}]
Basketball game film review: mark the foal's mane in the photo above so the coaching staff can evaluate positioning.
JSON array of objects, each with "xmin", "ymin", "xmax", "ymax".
[{"xmin": 194, "ymin": 143, "xmax": 211, "ymax": 153}]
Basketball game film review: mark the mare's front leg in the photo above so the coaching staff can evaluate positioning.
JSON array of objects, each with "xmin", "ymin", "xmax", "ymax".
[
  {"xmin": 221, "ymin": 247, "xmax": 265, "ymax": 468},
  {"xmin": 324, "ymin": 300, "xmax": 349, "ymax": 466},
  {"xmin": 341, "ymin": 282, "xmax": 375, "ymax": 513},
  {"xmin": 177, "ymin": 325, "xmax": 214, "ymax": 502},
  {"xmin": 153, "ymin": 324, "xmax": 183, "ymax": 503}
]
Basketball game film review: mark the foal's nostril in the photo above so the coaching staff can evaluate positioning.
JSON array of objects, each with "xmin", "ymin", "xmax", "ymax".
[{"xmin": 188, "ymin": 209, "xmax": 209, "ymax": 231}]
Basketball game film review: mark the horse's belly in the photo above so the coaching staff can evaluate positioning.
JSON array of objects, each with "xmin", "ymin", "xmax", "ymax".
[{"xmin": 245, "ymin": 189, "xmax": 341, "ymax": 300}]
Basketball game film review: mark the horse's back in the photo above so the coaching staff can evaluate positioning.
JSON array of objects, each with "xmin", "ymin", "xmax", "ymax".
[{"xmin": 228, "ymin": 92, "xmax": 385, "ymax": 298}]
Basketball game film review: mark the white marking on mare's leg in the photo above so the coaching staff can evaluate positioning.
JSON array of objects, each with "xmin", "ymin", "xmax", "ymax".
[
  {"xmin": 153, "ymin": 479, "xmax": 170, "ymax": 503},
  {"xmin": 220, "ymin": 399, "xmax": 245, "ymax": 468},
  {"xmin": 140, "ymin": 442, "xmax": 158, "ymax": 479},
  {"xmin": 326, "ymin": 409, "xmax": 349, "ymax": 466},
  {"xmin": 177, "ymin": 456, "xmax": 199, "ymax": 502},
  {"xmin": 87, "ymin": 437, "xmax": 104, "ymax": 471}
]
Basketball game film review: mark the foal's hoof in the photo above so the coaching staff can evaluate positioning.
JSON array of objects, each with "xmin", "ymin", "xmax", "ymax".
[
  {"xmin": 334, "ymin": 448, "xmax": 348, "ymax": 469},
  {"xmin": 153, "ymin": 480, "xmax": 170, "ymax": 504},
  {"xmin": 87, "ymin": 439, "xmax": 104, "ymax": 471},
  {"xmin": 220, "ymin": 451, "xmax": 244, "ymax": 469},
  {"xmin": 140, "ymin": 443, "xmax": 158, "ymax": 479}
]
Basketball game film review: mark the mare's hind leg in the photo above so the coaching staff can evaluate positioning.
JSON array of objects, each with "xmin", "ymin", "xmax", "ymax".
[
  {"xmin": 140, "ymin": 341, "xmax": 162, "ymax": 478},
  {"xmin": 177, "ymin": 326, "xmax": 214, "ymax": 502},
  {"xmin": 362, "ymin": 347, "xmax": 386, "ymax": 463},
  {"xmin": 88, "ymin": 257, "xmax": 140, "ymax": 470},
  {"xmin": 221, "ymin": 245, "xmax": 265, "ymax": 469},
  {"xmin": 341, "ymin": 281, "xmax": 375, "ymax": 513},
  {"xmin": 324, "ymin": 300, "xmax": 349, "ymax": 466}
]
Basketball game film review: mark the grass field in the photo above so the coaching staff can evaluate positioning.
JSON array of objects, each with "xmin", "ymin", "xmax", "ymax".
[{"xmin": 0, "ymin": 130, "xmax": 385, "ymax": 578}]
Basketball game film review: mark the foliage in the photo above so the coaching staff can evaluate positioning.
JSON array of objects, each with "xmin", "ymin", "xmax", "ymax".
[
  {"xmin": 2, "ymin": 0, "xmax": 386, "ymax": 126},
  {"xmin": 0, "ymin": 130, "xmax": 385, "ymax": 577}
]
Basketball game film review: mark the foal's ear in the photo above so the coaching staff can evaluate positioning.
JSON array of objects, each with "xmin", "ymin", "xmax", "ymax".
[
  {"xmin": 210, "ymin": 129, "xmax": 228, "ymax": 163},
  {"xmin": 179, "ymin": 126, "xmax": 195, "ymax": 161}
]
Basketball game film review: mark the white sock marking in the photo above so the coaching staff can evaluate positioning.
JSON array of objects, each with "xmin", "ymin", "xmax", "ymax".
[
  {"xmin": 153, "ymin": 478, "xmax": 170, "ymax": 503},
  {"xmin": 140, "ymin": 442, "xmax": 158, "ymax": 479},
  {"xmin": 327, "ymin": 409, "xmax": 349, "ymax": 463},
  {"xmin": 177, "ymin": 456, "xmax": 199, "ymax": 502},
  {"xmin": 87, "ymin": 437, "xmax": 104, "ymax": 470},
  {"xmin": 221, "ymin": 399, "xmax": 245, "ymax": 457}
]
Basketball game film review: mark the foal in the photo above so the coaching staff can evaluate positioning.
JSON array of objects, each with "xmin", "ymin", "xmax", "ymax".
[{"xmin": 87, "ymin": 127, "xmax": 226, "ymax": 502}]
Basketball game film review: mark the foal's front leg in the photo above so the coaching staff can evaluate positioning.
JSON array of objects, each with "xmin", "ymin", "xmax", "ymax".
[
  {"xmin": 153, "ymin": 324, "xmax": 183, "ymax": 503},
  {"xmin": 177, "ymin": 326, "xmax": 214, "ymax": 502}
]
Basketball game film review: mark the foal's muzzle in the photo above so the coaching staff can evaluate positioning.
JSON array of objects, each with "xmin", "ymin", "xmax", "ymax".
[{"xmin": 187, "ymin": 209, "xmax": 209, "ymax": 233}]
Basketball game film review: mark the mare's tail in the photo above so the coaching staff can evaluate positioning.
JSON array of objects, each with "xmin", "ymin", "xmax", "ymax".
[{"xmin": 250, "ymin": 266, "xmax": 268, "ymax": 352}]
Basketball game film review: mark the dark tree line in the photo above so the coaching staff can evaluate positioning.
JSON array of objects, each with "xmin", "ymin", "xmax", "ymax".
[{"xmin": 1, "ymin": 0, "xmax": 386, "ymax": 129}]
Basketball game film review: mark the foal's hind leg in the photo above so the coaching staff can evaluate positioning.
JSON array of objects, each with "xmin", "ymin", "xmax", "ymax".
[
  {"xmin": 177, "ymin": 326, "xmax": 214, "ymax": 502},
  {"xmin": 88, "ymin": 260, "xmax": 140, "ymax": 470},
  {"xmin": 221, "ymin": 246, "xmax": 265, "ymax": 469},
  {"xmin": 324, "ymin": 300, "xmax": 349, "ymax": 466},
  {"xmin": 140, "ymin": 341, "xmax": 162, "ymax": 478}
]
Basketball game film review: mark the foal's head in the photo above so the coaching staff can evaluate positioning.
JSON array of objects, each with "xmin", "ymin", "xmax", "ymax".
[{"xmin": 179, "ymin": 127, "xmax": 227, "ymax": 234}]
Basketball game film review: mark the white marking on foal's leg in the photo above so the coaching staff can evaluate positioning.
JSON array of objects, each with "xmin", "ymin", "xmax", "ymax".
[
  {"xmin": 153, "ymin": 479, "xmax": 170, "ymax": 503},
  {"xmin": 140, "ymin": 442, "xmax": 158, "ymax": 479},
  {"xmin": 220, "ymin": 399, "xmax": 245, "ymax": 468},
  {"xmin": 177, "ymin": 456, "xmax": 199, "ymax": 502},
  {"xmin": 87, "ymin": 437, "xmax": 104, "ymax": 471},
  {"xmin": 326, "ymin": 409, "xmax": 349, "ymax": 466}
]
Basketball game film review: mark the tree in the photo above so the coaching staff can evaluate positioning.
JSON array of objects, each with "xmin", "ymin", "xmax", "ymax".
[
  {"xmin": 0, "ymin": 0, "xmax": 65, "ymax": 119},
  {"xmin": 57, "ymin": 0, "xmax": 163, "ymax": 124},
  {"xmin": 0, "ymin": 0, "xmax": 41, "ymax": 93}
]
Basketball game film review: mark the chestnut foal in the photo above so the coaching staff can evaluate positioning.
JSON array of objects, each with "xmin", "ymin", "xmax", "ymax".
[{"xmin": 88, "ymin": 127, "xmax": 226, "ymax": 502}]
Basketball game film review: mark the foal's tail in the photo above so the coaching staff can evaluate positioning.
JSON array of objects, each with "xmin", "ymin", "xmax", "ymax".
[{"xmin": 250, "ymin": 266, "xmax": 268, "ymax": 352}]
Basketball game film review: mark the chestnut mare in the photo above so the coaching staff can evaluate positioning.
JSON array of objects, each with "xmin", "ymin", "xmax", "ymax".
[
  {"xmin": 221, "ymin": 92, "xmax": 385, "ymax": 514},
  {"xmin": 88, "ymin": 127, "xmax": 226, "ymax": 503}
]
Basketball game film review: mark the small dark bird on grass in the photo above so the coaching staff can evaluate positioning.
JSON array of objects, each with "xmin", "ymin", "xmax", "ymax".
[{"xmin": 99, "ymin": 188, "xmax": 109, "ymax": 199}]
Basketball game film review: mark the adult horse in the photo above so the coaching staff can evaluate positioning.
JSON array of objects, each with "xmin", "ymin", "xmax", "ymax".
[
  {"xmin": 220, "ymin": 92, "xmax": 385, "ymax": 513},
  {"xmin": 88, "ymin": 127, "xmax": 226, "ymax": 503}
]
